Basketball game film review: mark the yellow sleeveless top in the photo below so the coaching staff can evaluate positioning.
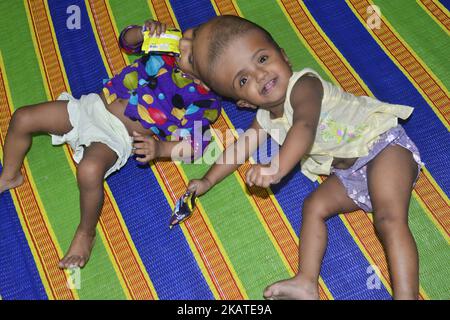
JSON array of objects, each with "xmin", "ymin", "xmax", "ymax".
[{"xmin": 256, "ymin": 68, "xmax": 414, "ymax": 181}]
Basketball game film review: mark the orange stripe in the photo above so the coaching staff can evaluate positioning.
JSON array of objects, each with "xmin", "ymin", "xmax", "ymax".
[
  {"xmin": 419, "ymin": 0, "xmax": 450, "ymax": 32},
  {"xmin": 281, "ymin": 0, "xmax": 367, "ymax": 96},
  {"xmin": 149, "ymin": 0, "xmax": 176, "ymax": 26},
  {"xmin": 281, "ymin": 0, "xmax": 432, "ymax": 299},
  {"xmin": 348, "ymin": 0, "xmax": 450, "ymax": 126},
  {"xmin": 101, "ymin": 1, "xmax": 245, "ymax": 299},
  {"xmin": 213, "ymin": 0, "xmax": 239, "ymax": 15},
  {"xmin": 31, "ymin": 0, "xmax": 154, "ymax": 299},
  {"xmin": 414, "ymin": 172, "xmax": 450, "ymax": 235},
  {"xmin": 27, "ymin": 0, "xmax": 67, "ymax": 98},
  {"xmin": 0, "ymin": 65, "xmax": 75, "ymax": 300},
  {"xmin": 209, "ymin": 0, "xmax": 331, "ymax": 300}
]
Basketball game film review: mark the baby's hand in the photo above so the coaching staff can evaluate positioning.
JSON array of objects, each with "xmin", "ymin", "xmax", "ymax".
[
  {"xmin": 132, "ymin": 131, "xmax": 160, "ymax": 163},
  {"xmin": 143, "ymin": 19, "xmax": 167, "ymax": 37},
  {"xmin": 246, "ymin": 164, "xmax": 281, "ymax": 189},
  {"xmin": 187, "ymin": 178, "xmax": 213, "ymax": 197}
]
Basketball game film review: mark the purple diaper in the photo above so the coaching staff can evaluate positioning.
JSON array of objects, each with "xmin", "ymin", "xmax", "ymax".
[{"xmin": 331, "ymin": 125, "xmax": 423, "ymax": 212}]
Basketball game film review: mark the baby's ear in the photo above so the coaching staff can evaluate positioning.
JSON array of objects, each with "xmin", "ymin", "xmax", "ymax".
[
  {"xmin": 280, "ymin": 48, "xmax": 292, "ymax": 67},
  {"xmin": 237, "ymin": 100, "xmax": 257, "ymax": 109}
]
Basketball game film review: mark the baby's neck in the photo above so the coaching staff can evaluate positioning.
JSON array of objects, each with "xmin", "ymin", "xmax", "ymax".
[{"xmin": 268, "ymin": 104, "xmax": 285, "ymax": 119}]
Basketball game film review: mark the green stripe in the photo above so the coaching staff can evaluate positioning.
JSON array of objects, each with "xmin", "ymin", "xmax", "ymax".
[
  {"xmin": 0, "ymin": 1, "xmax": 125, "ymax": 299},
  {"xmin": 373, "ymin": 0, "xmax": 450, "ymax": 91},
  {"xmin": 408, "ymin": 198, "xmax": 450, "ymax": 299},
  {"xmin": 181, "ymin": 142, "xmax": 291, "ymax": 299}
]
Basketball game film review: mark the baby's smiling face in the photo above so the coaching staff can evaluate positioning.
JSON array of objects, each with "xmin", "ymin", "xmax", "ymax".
[{"xmin": 191, "ymin": 23, "xmax": 293, "ymax": 112}]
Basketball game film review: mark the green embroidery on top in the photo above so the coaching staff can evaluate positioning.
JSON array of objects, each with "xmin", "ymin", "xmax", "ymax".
[{"xmin": 319, "ymin": 118, "xmax": 368, "ymax": 144}]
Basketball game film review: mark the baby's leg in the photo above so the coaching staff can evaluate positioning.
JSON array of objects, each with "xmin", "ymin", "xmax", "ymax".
[
  {"xmin": 0, "ymin": 101, "xmax": 72, "ymax": 193},
  {"xmin": 264, "ymin": 175, "xmax": 359, "ymax": 300},
  {"xmin": 58, "ymin": 142, "xmax": 117, "ymax": 269},
  {"xmin": 367, "ymin": 145, "xmax": 419, "ymax": 300}
]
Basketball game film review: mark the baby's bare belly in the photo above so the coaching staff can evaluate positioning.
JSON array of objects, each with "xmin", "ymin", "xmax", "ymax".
[
  {"xmin": 331, "ymin": 157, "xmax": 358, "ymax": 170},
  {"xmin": 100, "ymin": 92, "xmax": 153, "ymax": 137}
]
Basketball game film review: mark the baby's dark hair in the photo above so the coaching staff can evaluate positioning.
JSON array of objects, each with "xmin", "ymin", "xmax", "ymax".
[{"xmin": 204, "ymin": 15, "xmax": 279, "ymax": 84}]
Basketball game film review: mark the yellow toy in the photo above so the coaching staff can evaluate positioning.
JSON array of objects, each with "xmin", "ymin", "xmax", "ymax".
[{"xmin": 141, "ymin": 28, "xmax": 182, "ymax": 56}]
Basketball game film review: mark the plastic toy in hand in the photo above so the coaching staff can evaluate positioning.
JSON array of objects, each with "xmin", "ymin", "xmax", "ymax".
[
  {"xmin": 141, "ymin": 28, "xmax": 182, "ymax": 56},
  {"xmin": 169, "ymin": 190, "xmax": 197, "ymax": 229}
]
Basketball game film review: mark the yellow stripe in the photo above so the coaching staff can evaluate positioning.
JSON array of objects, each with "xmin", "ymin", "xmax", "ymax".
[
  {"xmin": 0, "ymin": 50, "xmax": 79, "ymax": 300},
  {"xmin": 104, "ymin": 0, "xmax": 131, "ymax": 63},
  {"xmin": 164, "ymin": 0, "xmax": 180, "ymax": 29},
  {"xmin": 210, "ymin": 0, "xmax": 221, "ymax": 15},
  {"xmin": 346, "ymin": 0, "xmax": 450, "ymax": 131},
  {"xmin": 416, "ymin": 0, "xmax": 450, "ymax": 36},
  {"xmin": 84, "ymin": 0, "xmax": 113, "ymax": 78}
]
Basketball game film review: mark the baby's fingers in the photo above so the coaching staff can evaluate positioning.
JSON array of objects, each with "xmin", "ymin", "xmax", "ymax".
[
  {"xmin": 246, "ymin": 167, "xmax": 255, "ymax": 187},
  {"xmin": 135, "ymin": 154, "xmax": 152, "ymax": 163}
]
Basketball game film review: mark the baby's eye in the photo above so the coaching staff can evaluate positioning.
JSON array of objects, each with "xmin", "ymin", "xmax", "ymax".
[
  {"xmin": 188, "ymin": 54, "xmax": 193, "ymax": 65},
  {"xmin": 259, "ymin": 55, "xmax": 268, "ymax": 63},
  {"xmin": 239, "ymin": 77, "xmax": 248, "ymax": 87}
]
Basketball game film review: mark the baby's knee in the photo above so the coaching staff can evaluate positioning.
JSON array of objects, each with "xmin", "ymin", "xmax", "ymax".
[
  {"xmin": 10, "ymin": 107, "xmax": 34, "ymax": 131},
  {"xmin": 373, "ymin": 208, "xmax": 408, "ymax": 231},
  {"xmin": 76, "ymin": 160, "xmax": 105, "ymax": 188},
  {"xmin": 302, "ymin": 195, "xmax": 332, "ymax": 220}
]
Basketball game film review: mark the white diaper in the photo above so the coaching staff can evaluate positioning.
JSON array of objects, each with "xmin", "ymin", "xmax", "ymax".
[{"xmin": 51, "ymin": 92, "xmax": 132, "ymax": 178}]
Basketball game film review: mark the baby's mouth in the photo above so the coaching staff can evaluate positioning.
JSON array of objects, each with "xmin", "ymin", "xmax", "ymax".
[{"xmin": 261, "ymin": 78, "xmax": 277, "ymax": 95}]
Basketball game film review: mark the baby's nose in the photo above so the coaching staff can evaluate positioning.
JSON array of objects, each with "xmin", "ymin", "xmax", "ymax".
[{"xmin": 255, "ymin": 68, "xmax": 268, "ymax": 82}]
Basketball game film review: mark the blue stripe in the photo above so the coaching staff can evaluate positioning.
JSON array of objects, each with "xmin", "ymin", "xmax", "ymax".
[
  {"xmin": 172, "ymin": 4, "xmax": 390, "ymax": 299},
  {"xmin": 47, "ymin": 0, "xmax": 213, "ymax": 299},
  {"xmin": 168, "ymin": 0, "xmax": 218, "ymax": 30},
  {"xmin": 304, "ymin": 0, "xmax": 450, "ymax": 197},
  {"xmin": 0, "ymin": 164, "xmax": 48, "ymax": 300},
  {"xmin": 47, "ymin": 0, "xmax": 107, "ymax": 98},
  {"xmin": 439, "ymin": 0, "xmax": 450, "ymax": 11}
]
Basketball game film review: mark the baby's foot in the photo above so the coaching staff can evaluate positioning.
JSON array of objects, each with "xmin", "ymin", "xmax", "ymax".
[
  {"xmin": 58, "ymin": 229, "xmax": 96, "ymax": 269},
  {"xmin": 263, "ymin": 276, "xmax": 319, "ymax": 300},
  {"xmin": 0, "ymin": 174, "xmax": 24, "ymax": 194}
]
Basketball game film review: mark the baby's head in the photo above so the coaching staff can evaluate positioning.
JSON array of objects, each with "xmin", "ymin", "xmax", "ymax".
[{"xmin": 190, "ymin": 15, "xmax": 293, "ymax": 111}]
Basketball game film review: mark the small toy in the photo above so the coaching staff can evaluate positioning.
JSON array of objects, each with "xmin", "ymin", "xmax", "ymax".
[
  {"xmin": 141, "ymin": 28, "xmax": 182, "ymax": 56},
  {"xmin": 169, "ymin": 190, "xmax": 197, "ymax": 229}
]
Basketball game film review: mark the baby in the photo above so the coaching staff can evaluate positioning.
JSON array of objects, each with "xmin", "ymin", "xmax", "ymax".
[
  {"xmin": 187, "ymin": 15, "xmax": 422, "ymax": 300},
  {"xmin": 0, "ymin": 20, "xmax": 221, "ymax": 269}
]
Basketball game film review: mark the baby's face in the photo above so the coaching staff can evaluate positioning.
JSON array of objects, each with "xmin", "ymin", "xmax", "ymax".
[
  {"xmin": 192, "ymin": 25, "xmax": 293, "ymax": 110},
  {"xmin": 176, "ymin": 27, "xmax": 201, "ymax": 80}
]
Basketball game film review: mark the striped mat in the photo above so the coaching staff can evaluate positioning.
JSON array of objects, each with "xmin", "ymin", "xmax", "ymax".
[{"xmin": 0, "ymin": 0, "xmax": 449, "ymax": 300}]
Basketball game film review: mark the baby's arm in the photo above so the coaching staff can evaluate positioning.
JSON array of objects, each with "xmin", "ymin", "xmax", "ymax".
[
  {"xmin": 120, "ymin": 20, "xmax": 167, "ymax": 53},
  {"xmin": 188, "ymin": 119, "xmax": 268, "ymax": 196},
  {"xmin": 247, "ymin": 75, "xmax": 323, "ymax": 187}
]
